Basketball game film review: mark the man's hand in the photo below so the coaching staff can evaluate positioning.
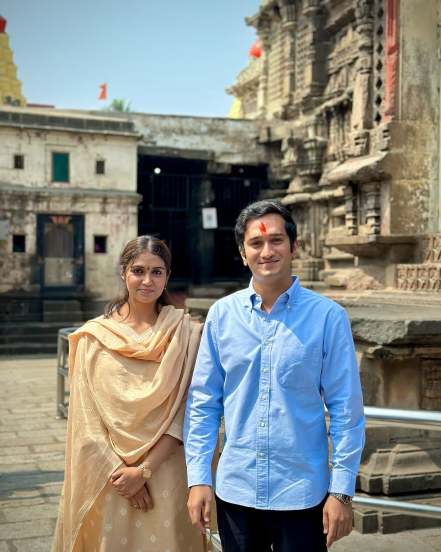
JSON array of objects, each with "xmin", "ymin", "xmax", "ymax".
[
  {"xmin": 129, "ymin": 483, "xmax": 153, "ymax": 511},
  {"xmin": 187, "ymin": 485, "xmax": 213, "ymax": 535},
  {"xmin": 110, "ymin": 466, "xmax": 145, "ymax": 499},
  {"xmin": 323, "ymin": 495, "xmax": 353, "ymax": 548}
]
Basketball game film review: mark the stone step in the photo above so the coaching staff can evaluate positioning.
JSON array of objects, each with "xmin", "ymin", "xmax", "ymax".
[
  {"xmin": 0, "ymin": 342, "xmax": 57, "ymax": 355},
  {"xmin": 0, "ymin": 322, "xmax": 81, "ymax": 336},
  {"xmin": 43, "ymin": 311, "xmax": 84, "ymax": 323},
  {"xmin": 0, "ymin": 333, "xmax": 60, "ymax": 345},
  {"xmin": 43, "ymin": 299, "xmax": 82, "ymax": 312}
]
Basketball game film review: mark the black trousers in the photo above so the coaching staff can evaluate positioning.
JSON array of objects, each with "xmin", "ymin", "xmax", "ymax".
[{"xmin": 216, "ymin": 495, "xmax": 328, "ymax": 552}]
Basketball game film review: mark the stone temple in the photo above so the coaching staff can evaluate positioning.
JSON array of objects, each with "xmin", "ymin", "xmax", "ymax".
[{"xmin": 1, "ymin": 0, "xmax": 441, "ymax": 534}]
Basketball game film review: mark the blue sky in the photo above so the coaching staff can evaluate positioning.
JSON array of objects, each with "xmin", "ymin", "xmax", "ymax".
[{"xmin": 2, "ymin": 0, "xmax": 260, "ymax": 116}]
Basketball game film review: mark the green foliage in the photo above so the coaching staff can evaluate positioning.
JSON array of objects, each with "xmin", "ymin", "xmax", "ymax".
[{"xmin": 105, "ymin": 98, "xmax": 131, "ymax": 112}]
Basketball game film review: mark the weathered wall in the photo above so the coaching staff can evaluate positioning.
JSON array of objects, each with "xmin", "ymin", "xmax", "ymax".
[
  {"xmin": 0, "ymin": 188, "xmax": 139, "ymax": 297},
  {"xmin": 103, "ymin": 112, "xmax": 268, "ymax": 166},
  {"xmin": 0, "ymin": 108, "xmax": 140, "ymax": 298},
  {"xmin": 385, "ymin": 0, "xmax": 440, "ymax": 235},
  {"xmin": 0, "ymin": 126, "xmax": 138, "ymax": 192}
]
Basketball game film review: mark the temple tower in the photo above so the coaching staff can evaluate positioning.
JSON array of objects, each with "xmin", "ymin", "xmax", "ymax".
[{"xmin": 0, "ymin": 16, "xmax": 26, "ymax": 106}]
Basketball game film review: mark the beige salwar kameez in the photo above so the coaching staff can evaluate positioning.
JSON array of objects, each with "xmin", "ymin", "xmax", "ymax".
[{"xmin": 52, "ymin": 306, "xmax": 204, "ymax": 552}]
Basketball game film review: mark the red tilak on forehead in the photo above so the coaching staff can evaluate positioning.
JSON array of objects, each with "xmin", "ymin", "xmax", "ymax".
[{"xmin": 259, "ymin": 222, "xmax": 267, "ymax": 234}]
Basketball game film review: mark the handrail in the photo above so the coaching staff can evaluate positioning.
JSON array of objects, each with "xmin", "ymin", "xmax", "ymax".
[
  {"xmin": 352, "ymin": 495, "xmax": 441, "ymax": 520},
  {"xmin": 364, "ymin": 405, "xmax": 441, "ymax": 429}
]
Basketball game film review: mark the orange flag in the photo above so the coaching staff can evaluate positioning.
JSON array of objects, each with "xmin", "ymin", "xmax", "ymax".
[{"xmin": 98, "ymin": 83, "xmax": 107, "ymax": 100}]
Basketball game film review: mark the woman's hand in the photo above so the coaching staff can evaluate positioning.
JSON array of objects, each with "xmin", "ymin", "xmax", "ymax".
[
  {"xmin": 110, "ymin": 466, "xmax": 145, "ymax": 498},
  {"xmin": 129, "ymin": 484, "xmax": 154, "ymax": 512}
]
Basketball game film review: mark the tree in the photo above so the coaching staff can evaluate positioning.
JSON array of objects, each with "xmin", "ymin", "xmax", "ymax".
[{"xmin": 105, "ymin": 99, "xmax": 131, "ymax": 112}]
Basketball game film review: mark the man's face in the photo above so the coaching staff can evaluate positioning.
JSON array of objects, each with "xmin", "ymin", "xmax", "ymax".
[{"xmin": 241, "ymin": 213, "xmax": 295, "ymax": 285}]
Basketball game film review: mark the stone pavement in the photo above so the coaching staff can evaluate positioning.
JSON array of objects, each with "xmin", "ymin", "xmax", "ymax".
[{"xmin": 0, "ymin": 356, "xmax": 440, "ymax": 552}]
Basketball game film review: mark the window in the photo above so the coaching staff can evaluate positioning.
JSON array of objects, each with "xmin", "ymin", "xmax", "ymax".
[
  {"xmin": 14, "ymin": 154, "xmax": 24, "ymax": 169},
  {"xmin": 96, "ymin": 159, "xmax": 105, "ymax": 175},
  {"xmin": 12, "ymin": 234, "xmax": 26, "ymax": 253},
  {"xmin": 94, "ymin": 235, "xmax": 107, "ymax": 253},
  {"xmin": 52, "ymin": 152, "xmax": 69, "ymax": 182}
]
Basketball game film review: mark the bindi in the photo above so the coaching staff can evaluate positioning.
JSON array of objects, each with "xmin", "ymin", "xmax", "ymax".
[{"xmin": 259, "ymin": 222, "xmax": 267, "ymax": 234}]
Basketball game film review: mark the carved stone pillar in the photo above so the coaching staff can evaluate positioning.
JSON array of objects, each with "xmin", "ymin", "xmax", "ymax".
[
  {"xmin": 280, "ymin": 0, "xmax": 297, "ymax": 114},
  {"xmin": 300, "ymin": 0, "xmax": 325, "ymax": 101},
  {"xmin": 364, "ymin": 182, "xmax": 381, "ymax": 234},
  {"xmin": 350, "ymin": 0, "xmax": 374, "ymax": 150},
  {"xmin": 384, "ymin": 0, "xmax": 398, "ymax": 122},
  {"xmin": 344, "ymin": 184, "xmax": 358, "ymax": 235},
  {"xmin": 256, "ymin": 17, "xmax": 272, "ymax": 118}
]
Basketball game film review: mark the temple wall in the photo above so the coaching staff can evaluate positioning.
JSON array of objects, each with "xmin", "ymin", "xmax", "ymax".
[{"xmin": 385, "ymin": 0, "xmax": 439, "ymax": 235}]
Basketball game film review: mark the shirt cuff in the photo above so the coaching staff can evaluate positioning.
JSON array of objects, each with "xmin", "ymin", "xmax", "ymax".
[
  {"xmin": 186, "ymin": 464, "xmax": 213, "ymax": 488},
  {"xmin": 328, "ymin": 469, "xmax": 357, "ymax": 496}
]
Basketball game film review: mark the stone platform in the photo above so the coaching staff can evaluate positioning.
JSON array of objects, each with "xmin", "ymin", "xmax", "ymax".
[{"xmin": 0, "ymin": 356, "xmax": 440, "ymax": 551}]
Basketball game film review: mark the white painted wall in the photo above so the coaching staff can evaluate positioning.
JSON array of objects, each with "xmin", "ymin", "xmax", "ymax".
[{"xmin": 0, "ymin": 126, "xmax": 138, "ymax": 192}]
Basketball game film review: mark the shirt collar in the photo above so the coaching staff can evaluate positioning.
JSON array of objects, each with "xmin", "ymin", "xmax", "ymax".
[{"xmin": 241, "ymin": 276, "xmax": 300, "ymax": 309}]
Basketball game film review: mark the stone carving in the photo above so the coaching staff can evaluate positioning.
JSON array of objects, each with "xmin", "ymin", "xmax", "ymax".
[
  {"xmin": 422, "ymin": 361, "xmax": 441, "ymax": 410},
  {"xmin": 396, "ymin": 264, "xmax": 441, "ymax": 292},
  {"xmin": 384, "ymin": 0, "xmax": 398, "ymax": 122},
  {"xmin": 424, "ymin": 235, "xmax": 441, "ymax": 263}
]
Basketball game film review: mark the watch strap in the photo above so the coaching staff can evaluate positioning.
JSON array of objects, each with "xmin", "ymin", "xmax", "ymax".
[{"xmin": 330, "ymin": 492, "xmax": 352, "ymax": 504}]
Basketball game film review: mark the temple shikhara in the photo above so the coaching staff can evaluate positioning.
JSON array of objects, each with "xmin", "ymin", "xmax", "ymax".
[
  {"xmin": 0, "ymin": 16, "xmax": 26, "ymax": 106},
  {"xmin": 228, "ymin": 0, "xmax": 440, "ymax": 294}
]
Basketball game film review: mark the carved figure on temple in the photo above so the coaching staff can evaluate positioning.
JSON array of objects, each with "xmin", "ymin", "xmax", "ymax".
[
  {"xmin": 428, "ymin": 266, "xmax": 441, "ymax": 291},
  {"xmin": 417, "ymin": 266, "xmax": 429, "ymax": 290},
  {"xmin": 425, "ymin": 235, "xmax": 441, "ymax": 263},
  {"xmin": 396, "ymin": 266, "xmax": 408, "ymax": 290},
  {"xmin": 407, "ymin": 267, "xmax": 418, "ymax": 291},
  {"xmin": 281, "ymin": 134, "xmax": 300, "ymax": 169}
]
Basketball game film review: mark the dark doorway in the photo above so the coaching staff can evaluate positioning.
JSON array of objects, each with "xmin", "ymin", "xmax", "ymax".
[
  {"xmin": 36, "ymin": 214, "xmax": 84, "ymax": 292},
  {"xmin": 138, "ymin": 155, "xmax": 267, "ymax": 284},
  {"xmin": 138, "ymin": 156, "xmax": 206, "ymax": 281}
]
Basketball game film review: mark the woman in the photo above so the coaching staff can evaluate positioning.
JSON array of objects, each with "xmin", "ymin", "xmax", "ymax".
[{"xmin": 53, "ymin": 236, "xmax": 204, "ymax": 552}]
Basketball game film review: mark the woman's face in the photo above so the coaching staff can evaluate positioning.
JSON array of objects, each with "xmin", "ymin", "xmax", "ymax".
[{"xmin": 124, "ymin": 251, "xmax": 168, "ymax": 306}]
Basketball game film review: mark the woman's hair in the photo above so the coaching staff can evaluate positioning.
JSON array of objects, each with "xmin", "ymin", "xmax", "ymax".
[{"xmin": 104, "ymin": 235, "xmax": 173, "ymax": 318}]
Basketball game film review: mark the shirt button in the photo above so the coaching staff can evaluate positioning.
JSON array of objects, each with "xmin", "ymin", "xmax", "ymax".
[
  {"xmin": 260, "ymin": 422, "xmax": 266, "ymax": 427},
  {"xmin": 261, "ymin": 394, "xmax": 267, "ymax": 400},
  {"xmin": 262, "ymin": 368, "xmax": 268, "ymax": 373},
  {"xmin": 259, "ymin": 452, "xmax": 265, "ymax": 458}
]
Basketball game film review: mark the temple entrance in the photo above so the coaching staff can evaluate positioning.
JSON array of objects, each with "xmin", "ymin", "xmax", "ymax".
[
  {"xmin": 137, "ymin": 155, "xmax": 267, "ymax": 284},
  {"xmin": 36, "ymin": 214, "xmax": 84, "ymax": 291}
]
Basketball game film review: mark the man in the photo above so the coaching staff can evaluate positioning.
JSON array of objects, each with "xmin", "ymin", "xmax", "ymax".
[{"xmin": 184, "ymin": 200, "xmax": 365, "ymax": 551}]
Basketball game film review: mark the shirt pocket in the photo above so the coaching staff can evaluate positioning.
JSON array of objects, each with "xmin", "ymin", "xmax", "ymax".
[{"xmin": 277, "ymin": 345, "xmax": 320, "ymax": 389}]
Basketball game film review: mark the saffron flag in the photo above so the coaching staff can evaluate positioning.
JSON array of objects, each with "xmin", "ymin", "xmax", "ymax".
[
  {"xmin": 98, "ymin": 83, "xmax": 107, "ymax": 101},
  {"xmin": 249, "ymin": 40, "xmax": 262, "ymax": 58}
]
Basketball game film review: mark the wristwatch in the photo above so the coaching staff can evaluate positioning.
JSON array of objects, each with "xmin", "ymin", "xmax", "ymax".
[
  {"xmin": 330, "ymin": 493, "xmax": 352, "ymax": 505},
  {"xmin": 137, "ymin": 462, "xmax": 152, "ymax": 480}
]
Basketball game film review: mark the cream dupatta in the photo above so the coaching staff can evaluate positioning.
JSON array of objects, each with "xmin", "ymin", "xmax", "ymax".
[{"xmin": 53, "ymin": 306, "xmax": 202, "ymax": 551}]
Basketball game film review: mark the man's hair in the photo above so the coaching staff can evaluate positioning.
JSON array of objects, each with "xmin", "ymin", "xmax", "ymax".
[{"xmin": 234, "ymin": 199, "xmax": 297, "ymax": 251}]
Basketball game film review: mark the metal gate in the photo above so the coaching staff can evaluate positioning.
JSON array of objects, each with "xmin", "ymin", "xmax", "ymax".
[
  {"xmin": 211, "ymin": 176, "xmax": 264, "ymax": 279},
  {"xmin": 138, "ymin": 171, "xmax": 266, "ymax": 283},
  {"xmin": 139, "ymin": 173, "xmax": 201, "ymax": 280}
]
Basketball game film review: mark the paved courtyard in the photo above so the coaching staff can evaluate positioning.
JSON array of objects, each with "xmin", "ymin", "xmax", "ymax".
[{"xmin": 0, "ymin": 356, "xmax": 440, "ymax": 551}]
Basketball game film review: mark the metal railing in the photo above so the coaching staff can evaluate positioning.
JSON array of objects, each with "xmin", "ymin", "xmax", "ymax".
[
  {"xmin": 352, "ymin": 406, "xmax": 441, "ymax": 520},
  {"xmin": 56, "ymin": 327, "xmax": 77, "ymax": 418}
]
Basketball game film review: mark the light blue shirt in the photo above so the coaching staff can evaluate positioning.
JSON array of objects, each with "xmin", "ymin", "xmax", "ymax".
[{"xmin": 184, "ymin": 277, "xmax": 365, "ymax": 510}]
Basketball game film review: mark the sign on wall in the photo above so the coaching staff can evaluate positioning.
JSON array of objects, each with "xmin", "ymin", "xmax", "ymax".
[{"xmin": 202, "ymin": 207, "xmax": 218, "ymax": 229}]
